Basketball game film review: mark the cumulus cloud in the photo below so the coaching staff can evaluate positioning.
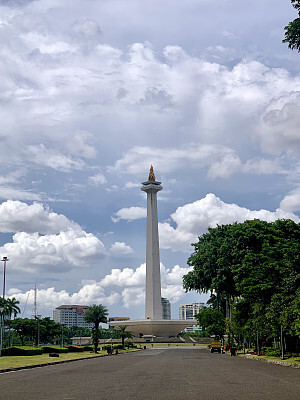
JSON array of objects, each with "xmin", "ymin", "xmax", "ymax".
[
  {"xmin": 1, "ymin": 229, "xmax": 106, "ymax": 272},
  {"xmin": 110, "ymin": 241, "xmax": 133, "ymax": 255},
  {"xmin": 280, "ymin": 187, "xmax": 300, "ymax": 212},
  {"xmin": 8, "ymin": 285, "xmax": 120, "ymax": 316},
  {"xmin": 159, "ymin": 193, "xmax": 300, "ymax": 252},
  {"xmin": 0, "ymin": 200, "xmax": 80, "ymax": 234},
  {"xmin": 257, "ymin": 92, "xmax": 300, "ymax": 155},
  {"xmin": 9, "ymin": 262, "xmax": 191, "ymax": 312},
  {"xmin": 112, "ymin": 206, "xmax": 147, "ymax": 222}
]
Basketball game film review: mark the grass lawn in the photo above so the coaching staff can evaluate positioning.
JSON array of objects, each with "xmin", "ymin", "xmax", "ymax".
[{"xmin": 0, "ymin": 348, "xmax": 138, "ymax": 370}]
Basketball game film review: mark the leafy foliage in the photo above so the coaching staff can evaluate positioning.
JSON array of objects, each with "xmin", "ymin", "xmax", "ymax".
[
  {"xmin": 195, "ymin": 308, "xmax": 225, "ymax": 339},
  {"xmin": 184, "ymin": 219, "xmax": 300, "ymax": 350},
  {"xmin": 83, "ymin": 304, "xmax": 108, "ymax": 353},
  {"xmin": 283, "ymin": 1, "xmax": 300, "ymax": 51},
  {"xmin": 114, "ymin": 325, "xmax": 134, "ymax": 348}
]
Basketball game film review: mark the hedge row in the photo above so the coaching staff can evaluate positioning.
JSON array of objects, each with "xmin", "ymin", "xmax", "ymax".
[
  {"xmin": 42, "ymin": 346, "xmax": 68, "ymax": 354},
  {"xmin": 2, "ymin": 346, "xmax": 43, "ymax": 356},
  {"xmin": 2, "ymin": 345, "xmax": 93, "ymax": 356}
]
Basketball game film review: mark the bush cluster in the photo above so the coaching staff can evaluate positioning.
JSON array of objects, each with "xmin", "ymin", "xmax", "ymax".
[
  {"xmin": 66, "ymin": 345, "xmax": 84, "ymax": 352},
  {"xmin": 42, "ymin": 346, "xmax": 68, "ymax": 353},
  {"xmin": 2, "ymin": 346, "xmax": 43, "ymax": 356}
]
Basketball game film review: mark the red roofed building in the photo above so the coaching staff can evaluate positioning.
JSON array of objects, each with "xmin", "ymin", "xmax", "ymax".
[{"xmin": 53, "ymin": 305, "xmax": 94, "ymax": 329}]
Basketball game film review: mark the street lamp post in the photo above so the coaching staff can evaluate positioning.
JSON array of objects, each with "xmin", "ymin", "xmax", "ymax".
[
  {"xmin": 37, "ymin": 315, "xmax": 41, "ymax": 347},
  {"xmin": 0, "ymin": 306, "xmax": 4, "ymax": 357},
  {"xmin": 1, "ymin": 257, "xmax": 8, "ymax": 299}
]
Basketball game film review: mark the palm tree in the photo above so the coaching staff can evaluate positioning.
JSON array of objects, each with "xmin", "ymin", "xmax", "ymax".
[
  {"xmin": 118, "ymin": 325, "xmax": 134, "ymax": 349},
  {"xmin": 5, "ymin": 297, "xmax": 21, "ymax": 347},
  {"xmin": 84, "ymin": 304, "xmax": 108, "ymax": 353},
  {"xmin": 6, "ymin": 297, "xmax": 21, "ymax": 319}
]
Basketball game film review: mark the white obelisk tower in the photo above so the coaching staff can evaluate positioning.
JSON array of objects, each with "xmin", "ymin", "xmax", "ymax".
[{"xmin": 141, "ymin": 165, "xmax": 163, "ymax": 320}]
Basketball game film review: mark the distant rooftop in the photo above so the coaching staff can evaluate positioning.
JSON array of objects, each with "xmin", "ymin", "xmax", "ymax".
[{"xmin": 55, "ymin": 305, "xmax": 89, "ymax": 314}]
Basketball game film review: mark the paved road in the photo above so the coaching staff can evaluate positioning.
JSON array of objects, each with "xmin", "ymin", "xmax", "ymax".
[{"xmin": 0, "ymin": 347, "xmax": 299, "ymax": 400}]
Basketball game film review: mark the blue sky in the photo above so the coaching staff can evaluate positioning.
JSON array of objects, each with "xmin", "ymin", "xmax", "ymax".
[{"xmin": 0, "ymin": 0, "xmax": 300, "ymax": 321}]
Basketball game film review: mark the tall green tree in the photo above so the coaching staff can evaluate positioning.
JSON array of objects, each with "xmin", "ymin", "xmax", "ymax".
[
  {"xmin": 195, "ymin": 308, "xmax": 225, "ymax": 339},
  {"xmin": 283, "ymin": 0, "xmax": 300, "ymax": 52},
  {"xmin": 83, "ymin": 304, "xmax": 108, "ymax": 353},
  {"xmin": 7, "ymin": 318, "xmax": 37, "ymax": 345},
  {"xmin": 6, "ymin": 297, "xmax": 21, "ymax": 320},
  {"xmin": 183, "ymin": 219, "xmax": 300, "ymax": 349}
]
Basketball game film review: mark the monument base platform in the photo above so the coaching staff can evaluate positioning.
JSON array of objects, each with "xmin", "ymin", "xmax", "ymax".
[{"xmin": 109, "ymin": 319, "xmax": 197, "ymax": 337}]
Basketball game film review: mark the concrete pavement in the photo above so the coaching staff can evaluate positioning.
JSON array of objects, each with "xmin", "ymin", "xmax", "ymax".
[{"xmin": 0, "ymin": 347, "xmax": 299, "ymax": 400}]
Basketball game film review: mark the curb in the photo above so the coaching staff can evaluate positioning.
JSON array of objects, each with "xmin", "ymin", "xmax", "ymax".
[{"xmin": 240, "ymin": 354, "xmax": 300, "ymax": 369}]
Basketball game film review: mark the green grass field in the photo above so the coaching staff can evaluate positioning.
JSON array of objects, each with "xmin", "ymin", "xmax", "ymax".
[{"xmin": 0, "ymin": 348, "xmax": 138, "ymax": 370}]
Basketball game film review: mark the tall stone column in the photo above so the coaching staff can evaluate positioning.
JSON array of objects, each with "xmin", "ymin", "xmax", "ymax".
[{"xmin": 141, "ymin": 166, "xmax": 163, "ymax": 320}]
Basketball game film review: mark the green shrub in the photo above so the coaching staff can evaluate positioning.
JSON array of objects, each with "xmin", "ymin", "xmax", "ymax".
[
  {"xmin": 262, "ymin": 347, "xmax": 281, "ymax": 357},
  {"xmin": 83, "ymin": 346, "xmax": 93, "ymax": 351},
  {"xmin": 2, "ymin": 346, "xmax": 43, "ymax": 356},
  {"xmin": 42, "ymin": 346, "xmax": 69, "ymax": 354},
  {"xmin": 66, "ymin": 345, "xmax": 84, "ymax": 352}
]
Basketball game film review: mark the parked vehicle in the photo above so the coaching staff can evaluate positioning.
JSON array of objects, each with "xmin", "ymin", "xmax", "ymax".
[{"xmin": 210, "ymin": 340, "xmax": 222, "ymax": 353}]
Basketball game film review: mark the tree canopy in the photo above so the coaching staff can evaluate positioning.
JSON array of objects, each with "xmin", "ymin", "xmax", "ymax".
[
  {"xmin": 183, "ymin": 219, "xmax": 300, "ymax": 349},
  {"xmin": 84, "ymin": 304, "xmax": 108, "ymax": 353},
  {"xmin": 283, "ymin": 1, "xmax": 300, "ymax": 52}
]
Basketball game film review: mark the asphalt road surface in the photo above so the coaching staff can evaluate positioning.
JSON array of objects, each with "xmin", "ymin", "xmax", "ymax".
[{"xmin": 0, "ymin": 347, "xmax": 299, "ymax": 400}]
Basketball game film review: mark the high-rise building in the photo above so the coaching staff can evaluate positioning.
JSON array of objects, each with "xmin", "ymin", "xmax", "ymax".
[
  {"xmin": 179, "ymin": 303, "xmax": 205, "ymax": 333},
  {"xmin": 53, "ymin": 305, "xmax": 94, "ymax": 329},
  {"xmin": 161, "ymin": 298, "xmax": 171, "ymax": 320},
  {"xmin": 179, "ymin": 302, "xmax": 205, "ymax": 320}
]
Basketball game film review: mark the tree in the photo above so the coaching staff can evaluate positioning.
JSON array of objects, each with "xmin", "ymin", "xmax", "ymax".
[
  {"xmin": 183, "ymin": 219, "xmax": 300, "ymax": 350},
  {"xmin": 39, "ymin": 317, "xmax": 62, "ymax": 344},
  {"xmin": 7, "ymin": 318, "xmax": 37, "ymax": 345},
  {"xmin": 195, "ymin": 308, "xmax": 225, "ymax": 339},
  {"xmin": 5, "ymin": 297, "xmax": 21, "ymax": 319},
  {"xmin": 115, "ymin": 325, "xmax": 134, "ymax": 349},
  {"xmin": 83, "ymin": 304, "xmax": 108, "ymax": 353},
  {"xmin": 283, "ymin": 1, "xmax": 300, "ymax": 52}
]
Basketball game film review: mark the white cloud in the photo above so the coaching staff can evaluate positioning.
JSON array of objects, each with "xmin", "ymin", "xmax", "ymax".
[
  {"xmin": 280, "ymin": 187, "xmax": 300, "ymax": 212},
  {"xmin": 0, "ymin": 200, "xmax": 80, "ymax": 234},
  {"xmin": 243, "ymin": 158, "xmax": 284, "ymax": 175},
  {"xmin": 159, "ymin": 193, "xmax": 300, "ymax": 252},
  {"xmin": 110, "ymin": 241, "xmax": 133, "ymax": 255},
  {"xmin": 257, "ymin": 92, "xmax": 300, "ymax": 155},
  {"xmin": 100, "ymin": 264, "xmax": 146, "ymax": 288},
  {"xmin": 8, "ymin": 262, "xmax": 192, "ymax": 312},
  {"xmin": 25, "ymin": 145, "xmax": 85, "ymax": 172},
  {"xmin": 112, "ymin": 206, "xmax": 147, "ymax": 222},
  {"xmin": 66, "ymin": 131, "xmax": 97, "ymax": 159},
  {"xmin": 88, "ymin": 173, "xmax": 107, "ymax": 186},
  {"xmin": 121, "ymin": 287, "xmax": 145, "ymax": 308},
  {"xmin": 8, "ymin": 285, "xmax": 120, "ymax": 316},
  {"xmin": 0, "ymin": 229, "xmax": 106, "ymax": 272},
  {"xmin": 108, "ymin": 144, "xmax": 240, "ymax": 177},
  {"xmin": 207, "ymin": 153, "xmax": 241, "ymax": 179},
  {"xmin": 0, "ymin": 187, "xmax": 41, "ymax": 201}
]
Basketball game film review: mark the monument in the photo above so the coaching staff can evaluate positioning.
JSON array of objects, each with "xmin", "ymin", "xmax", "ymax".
[{"xmin": 110, "ymin": 166, "xmax": 195, "ymax": 337}]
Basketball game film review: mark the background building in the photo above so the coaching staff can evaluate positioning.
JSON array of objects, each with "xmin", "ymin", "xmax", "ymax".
[
  {"xmin": 53, "ymin": 305, "xmax": 94, "ymax": 329},
  {"xmin": 179, "ymin": 302, "xmax": 205, "ymax": 333},
  {"xmin": 161, "ymin": 297, "xmax": 171, "ymax": 320}
]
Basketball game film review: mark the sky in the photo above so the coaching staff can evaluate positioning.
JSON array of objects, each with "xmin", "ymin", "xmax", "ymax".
[{"xmin": 0, "ymin": 0, "xmax": 300, "ymax": 322}]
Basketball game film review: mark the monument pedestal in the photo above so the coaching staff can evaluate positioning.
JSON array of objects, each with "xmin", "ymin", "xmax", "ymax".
[{"xmin": 109, "ymin": 319, "xmax": 196, "ymax": 337}]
